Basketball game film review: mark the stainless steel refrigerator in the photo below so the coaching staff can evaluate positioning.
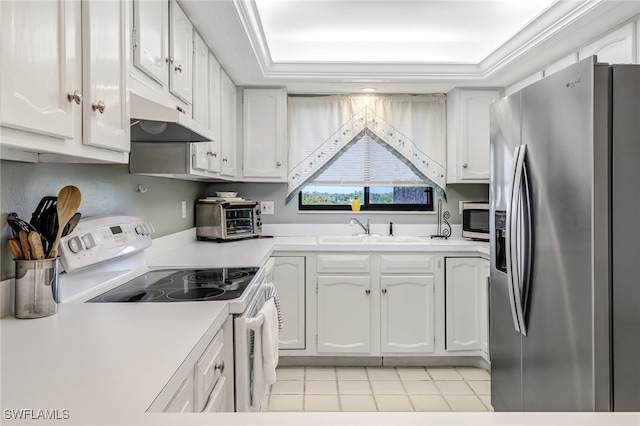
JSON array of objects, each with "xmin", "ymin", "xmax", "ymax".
[{"xmin": 489, "ymin": 56, "xmax": 640, "ymax": 412}]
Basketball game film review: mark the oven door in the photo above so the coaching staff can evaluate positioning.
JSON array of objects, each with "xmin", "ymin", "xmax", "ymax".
[{"xmin": 233, "ymin": 261, "xmax": 275, "ymax": 412}]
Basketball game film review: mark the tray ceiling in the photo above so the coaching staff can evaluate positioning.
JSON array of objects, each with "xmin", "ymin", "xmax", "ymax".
[{"xmin": 180, "ymin": 0, "xmax": 640, "ymax": 93}]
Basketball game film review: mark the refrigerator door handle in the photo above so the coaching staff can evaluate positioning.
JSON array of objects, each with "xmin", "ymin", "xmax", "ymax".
[
  {"xmin": 509, "ymin": 144, "xmax": 529, "ymax": 336},
  {"xmin": 505, "ymin": 145, "xmax": 523, "ymax": 334}
]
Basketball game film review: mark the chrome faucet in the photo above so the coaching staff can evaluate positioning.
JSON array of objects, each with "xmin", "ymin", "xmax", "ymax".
[{"xmin": 349, "ymin": 217, "xmax": 370, "ymax": 235}]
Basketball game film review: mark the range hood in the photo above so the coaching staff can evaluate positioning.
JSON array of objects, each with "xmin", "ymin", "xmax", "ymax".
[{"xmin": 130, "ymin": 91, "xmax": 213, "ymax": 143}]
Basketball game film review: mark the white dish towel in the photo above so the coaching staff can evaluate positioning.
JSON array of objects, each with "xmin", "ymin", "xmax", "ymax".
[{"xmin": 251, "ymin": 297, "xmax": 280, "ymax": 408}]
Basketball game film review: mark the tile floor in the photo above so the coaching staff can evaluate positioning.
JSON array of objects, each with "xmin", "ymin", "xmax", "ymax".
[{"xmin": 268, "ymin": 366, "xmax": 492, "ymax": 412}]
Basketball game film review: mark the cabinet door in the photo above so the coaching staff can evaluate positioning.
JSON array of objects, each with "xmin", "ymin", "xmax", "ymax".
[
  {"xmin": 381, "ymin": 275, "xmax": 435, "ymax": 353},
  {"xmin": 273, "ymin": 257, "xmax": 306, "ymax": 350},
  {"xmin": 192, "ymin": 142, "xmax": 211, "ymax": 172},
  {"xmin": 242, "ymin": 89, "xmax": 287, "ymax": 180},
  {"xmin": 445, "ymin": 257, "xmax": 489, "ymax": 352},
  {"xmin": 580, "ymin": 22, "xmax": 635, "ymax": 64},
  {"xmin": 317, "ymin": 276, "xmax": 371, "ymax": 354},
  {"xmin": 192, "ymin": 31, "xmax": 209, "ymax": 128},
  {"xmin": 82, "ymin": 0, "xmax": 130, "ymax": 152},
  {"xmin": 132, "ymin": 0, "xmax": 169, "ymax": 86},
  {"xmin": 169, "ymin": 0, "xmax": 192, "ymax": 104},
  {"xmin": 208, "ymin": 51, "xmax": 222, "ymax": 172},
  {"xmin": 220, "ymin": 70, "xmax": 237, "ymax": 177},
  {"xmin": 459, "ymin": 90, "xmax": 500, "ymax": 180},
  {"xmin": 1, "ymin": 0, "xmax": 79, "ymax": 140}
]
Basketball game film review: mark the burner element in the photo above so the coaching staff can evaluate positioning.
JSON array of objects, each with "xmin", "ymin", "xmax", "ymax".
[{"xmin": 167, "ymin": 287, "xmax": 226, "ymax": 301}]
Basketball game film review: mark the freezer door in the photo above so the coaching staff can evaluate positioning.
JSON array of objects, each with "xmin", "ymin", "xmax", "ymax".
[
  {"xmin": 490, "ymin": 93, "xmax": 523, "ymax": 411},
  {"xmin": 612, "ymin": 64, "xmax": 640, "ymax": 412},
  {"xmin": 519, "ymin": 57, "xmax": 607, "ymax": 411}
]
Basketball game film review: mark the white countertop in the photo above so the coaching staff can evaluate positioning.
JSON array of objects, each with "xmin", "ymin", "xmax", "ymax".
[{"xmin": 2, "ymin": 234, "xmax": 636, "ymax": 425}]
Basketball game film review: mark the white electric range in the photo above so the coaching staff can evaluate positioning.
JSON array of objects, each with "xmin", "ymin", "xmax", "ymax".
[
  {"xmin": 57, "ymin": 216, "xmax": 266, "ymax": 315},
  {"xmin": 57, "ymin": 215, "xmax": 275, "ymax": 412}
]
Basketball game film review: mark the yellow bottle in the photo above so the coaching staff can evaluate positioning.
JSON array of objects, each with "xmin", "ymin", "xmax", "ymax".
[{"xmin": 351, "ymin": 199, "xmax": 361, "ymax": 212}]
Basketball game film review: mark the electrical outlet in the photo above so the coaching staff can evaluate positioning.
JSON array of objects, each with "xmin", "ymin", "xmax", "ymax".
[
  {"xmin": 181, "ymin": 201, "xmax": 187, "ymax": 219},
  {"xmin": 261, "ymin": 201, "xmax": 275, "ymax": 215}
]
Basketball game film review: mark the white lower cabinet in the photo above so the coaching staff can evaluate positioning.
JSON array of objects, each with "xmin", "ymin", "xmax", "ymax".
[
  {"xmin": 272, "ymin": 256, "xmax": 306, "ymax": 350},
  {"xmin": 162, "ymin": 326, "xmax": 229, "ymax": 413},
  {"xmin": 445, "ymin": 257, "xmax": 490, "ymax": 354},
  {"xmin": 317, "ymin": 275, "xmax": 372, "ymax": 354},
  {"xmin": 381, "ymin": 275, "xmax": 434, "ymax": 354},
  {"xmin": 165, "ymin": 373, "xmax": 195, "ymax": 413},
  {"xmin": 315, "ymin": 253, "xmax": 436, "ymax": 356}
]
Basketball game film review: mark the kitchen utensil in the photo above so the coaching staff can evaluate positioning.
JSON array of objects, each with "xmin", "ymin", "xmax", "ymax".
[
  {"xmin": 19, "ymin": 230, "xmax": 32, "ymax": 260},
  {"xmin": 38, "ymin": 204, "xmax": 58, "ymax": 244},
  {"xmin": 28, "ymin": 231, "xmax": 45, "ymax": 260},
  {"xmin": 7, "ymin": 238, "xmax": 23, "ymax": 260},
  {"xmin": 7, "ymin": 213, "xmax": 38, "ymax": 237},
  {"xmin": 48, "ymin": 186, "xmax": 82, "ymax": 259},
  {"xmin": 215, "ymin": 191, "xmax": 238, "ymax": 198},
  {"xmin": 63, "ymin": 212, "xmax": 81, "ymax": 237},
  {"xmin": 30, "ymin": 196, "xmax": 57, "ymax": 229}
]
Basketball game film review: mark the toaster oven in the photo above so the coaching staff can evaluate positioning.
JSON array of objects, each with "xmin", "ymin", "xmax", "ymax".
[{"xmin": 196, "ymin": 200, "xmax": 262, "ymax": 241}]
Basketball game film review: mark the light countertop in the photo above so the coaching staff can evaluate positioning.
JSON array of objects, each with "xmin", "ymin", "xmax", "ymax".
[{"xmin": 3, "ymin": 234, "xmax": 636, "ymax": 425}]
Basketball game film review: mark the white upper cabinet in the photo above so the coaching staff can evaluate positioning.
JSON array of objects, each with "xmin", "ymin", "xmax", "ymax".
[
  {"xmin": 82, "ymin": 0, "xmax": 130, "ymax": 152},
  {"xmin": 580, "ymin": 22, "xmax": 636, "ymax": 65},
  {"xmin": 192, "ymin": 31, "xmax": 209, "ymax": 129},
  {"xmin": 169, "ymin": 0, "xmax": 193, "ymax": 104},
  {"xmin": 132, "ymin": 0, "xmax": 169, "ymax": 86},
  {"xmin": 1, "ymin": 0, "xmax": 129, "ymax": 162},
  {"xmin": 446, "ymin": 89, "xmax": 500, "ymax": 183},
  {"xmin": 207, "ymin": 52, "xmax": 222, "ymax": 173},
  {"xmin": 1, "ymin": 0, "xmax": 77, "ymax": 141},
  {"xmin": 242, "ymin": 88, "xmax": 288, "ymax": 181},
  {"xmin": 220, "ymin": 70, "xmax": 237, "ymax": 178}
]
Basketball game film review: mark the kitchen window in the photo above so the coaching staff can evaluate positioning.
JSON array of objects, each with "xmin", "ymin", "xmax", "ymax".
[{"xmin": 299, "ymin": 186, "xmax": 433, "ymax": 211}]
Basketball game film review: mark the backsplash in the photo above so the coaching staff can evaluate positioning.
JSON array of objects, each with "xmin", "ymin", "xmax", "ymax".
[
  {"xmin": 0, "ymin": 160, "xmax": 206, "ymax": 280},
  {"xmin": 205, "ymin": 182, "xmax": 489, "ymax": 225}
]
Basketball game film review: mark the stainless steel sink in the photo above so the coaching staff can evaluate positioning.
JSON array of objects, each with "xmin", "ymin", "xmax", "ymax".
[{"xmin": 317, "ymin": 235, "xmax": 427, "ymax": 244}]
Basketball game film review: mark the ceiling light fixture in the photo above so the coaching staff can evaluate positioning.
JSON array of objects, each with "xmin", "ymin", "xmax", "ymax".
[{"xmin": 361, "ymin": 88, "xmax": 377, "ymax": 92}]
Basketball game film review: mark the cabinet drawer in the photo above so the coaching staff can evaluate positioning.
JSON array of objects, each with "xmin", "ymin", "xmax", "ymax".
[
  {"xmin": 194, "ymin": 329, "xmax": 224, "ymax": 412},
  {"xmin": 317, "ymin": 255, "xmax": 370, "ymax": 273},
  {"xmin": 380, "ymin": 254, "xmax": 434, "ymax": 274},
  {"xmin": 164, "ymin": 374, "xmax": 194, "ymax": 413},
  {"xmin": 203, "ymin": 376, "xmax": 227, "ymax": 412}
]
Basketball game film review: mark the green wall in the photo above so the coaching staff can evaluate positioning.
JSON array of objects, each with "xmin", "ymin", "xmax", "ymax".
[{"xmin": 1, "ymin": 160, "xmax": 206, "ymax": 280}]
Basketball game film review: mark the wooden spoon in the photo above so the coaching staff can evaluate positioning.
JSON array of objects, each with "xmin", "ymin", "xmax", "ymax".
[
  {"xmin": 28, "ymin": 231, "xmax": 45, "ymax": 260},
  {"xmin": 48, "ymin": 186, "xmax": 82, "ymax": 258}
]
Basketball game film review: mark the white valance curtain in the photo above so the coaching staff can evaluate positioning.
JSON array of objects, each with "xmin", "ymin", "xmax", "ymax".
[{"xmin": 286, "ymin": 94, "xmax": 447, "ymax": 203}]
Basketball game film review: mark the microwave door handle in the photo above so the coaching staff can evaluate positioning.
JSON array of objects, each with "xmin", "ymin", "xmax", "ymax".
[{"xmin": 506, "ymin": 145, "xmax": 522, "ymax": 334}]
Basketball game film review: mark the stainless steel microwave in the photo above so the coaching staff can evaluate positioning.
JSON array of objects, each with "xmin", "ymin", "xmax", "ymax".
[
  {"xmin": 196, "ymin": 200, "xmax": 262, "ymax": 241},
  {"xmin": 461, "ymin": 201, "xmax": 489, "ymax": 241}
]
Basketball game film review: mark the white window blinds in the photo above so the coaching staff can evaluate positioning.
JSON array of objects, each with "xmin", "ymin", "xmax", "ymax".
[{"xmin": 286, "ymin": 94, "xmax": 446, "ymax": 203}]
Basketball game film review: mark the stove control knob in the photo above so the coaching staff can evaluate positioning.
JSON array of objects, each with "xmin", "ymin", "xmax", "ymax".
[
  {"xmin": 256, "ymin": 209, "xmax": 261, "ymax": 216},
  {"xmin": 135, "ymin": 225, "xmax": 145, "ymax": 235},
  {"xmin": 81, "ymin": 233, "xmax": 97, "ymax": 249},
  {"xmin": 67, "ymin": 236, "xmax": 84, "ymax": 253}
]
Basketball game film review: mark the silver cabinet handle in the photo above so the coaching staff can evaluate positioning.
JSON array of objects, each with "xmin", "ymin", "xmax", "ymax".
[
  {"xmin": 382, "ymin": 288, "xmax": 387, "ymax": 294},
  {"xmin": 463, "ymin": 162, "xmax": 468, "ymax": 168},
  {"xmin": 175, "ymin": 64, "xmax": 183, "ymax": 73},
  {"xmin": 67, "ymin": 90, "xmax": 82, "ymax": 105},
  {"xmin": 276, "ymin": 161, "xmax": 282, "ymax": 167},
  {"xmin": 91, "ymin": 100, "xmax": 106, "ymax": 114},
  {"xmin": 207, "ymin": 151, "xmax": 217, "ymax": 157},
  {"xmin": 167, "ymin": 56, "xmax": 174, "ymax": 64},
  {"xmin": 222, "ymin": 157, "xmax": 228, "ymax": 163},
  {"xmin": 214, "ymin": 360, "xmax": 225, "ymax": 373},
  {"xmin": 365, "ymin": 289, "xmax": 371, "ymax": 295}
]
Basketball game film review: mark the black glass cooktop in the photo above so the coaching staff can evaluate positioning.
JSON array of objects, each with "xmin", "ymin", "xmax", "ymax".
[{"xmin": 87, "ymin": 267, "xmax": 260, "ymax": 303}]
